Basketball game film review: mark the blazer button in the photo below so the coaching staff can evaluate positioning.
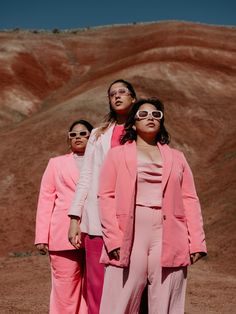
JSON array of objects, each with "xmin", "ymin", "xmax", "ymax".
[{"xmin": 163, "ymin": 215, "xmax": 166, "ymax": 220}]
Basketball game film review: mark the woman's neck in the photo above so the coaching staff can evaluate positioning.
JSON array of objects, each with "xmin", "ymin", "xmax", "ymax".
[
  {"xmin": 136, "ymin": 136, "xmax": 157, "ymax": 147},
  {"xmin": 73, "ymin": 151, "xmax": 85, "ymax": 156},
  {"xmin": 116, "ymin": 114, "xmax": 128, "ymax": 125}
]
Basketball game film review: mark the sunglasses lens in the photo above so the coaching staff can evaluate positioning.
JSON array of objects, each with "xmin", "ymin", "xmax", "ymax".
[
  {"xmin": 152, "ymin": 111, "xmax": 162, "ymax": 119},
  {"xmin": 118, "ymin": 88, "xmax": 127, "ymax": 95},
  {"xmin": 79, "ymin": 131, "xmax": 88, "ymax": 137},
  {"xmin": 69, "ymin": 132, "xmax": 77, "ymax": 138},
  {"xmin": 138, "ymin": 110, "xmax": 148, "ymax": 118}
]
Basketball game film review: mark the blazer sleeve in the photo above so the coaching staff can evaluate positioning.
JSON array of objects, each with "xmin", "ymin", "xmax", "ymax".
[
  {"xmin": 181, "ymin": 153, "xmax": 207, "ymax": 255},
  {"xmin": 68, "ymin": 129, "xmax": 96, "ymax": 218},
  {"xmin": 34, "ymin": 158, "xmax": 56, "ymax": 245},
  {"xmin": 98, "ymin": 149, "xmax": 123, "ymax": 253}
]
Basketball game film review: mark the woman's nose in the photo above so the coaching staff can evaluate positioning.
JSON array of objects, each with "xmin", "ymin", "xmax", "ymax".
[{"xmin": 147, "ymin": 113, "xmax": 154, "ymax": 119}]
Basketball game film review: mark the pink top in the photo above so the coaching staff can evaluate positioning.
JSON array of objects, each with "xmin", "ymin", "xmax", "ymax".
[
  {"xmin": 136, "ymin": 161, "xmax": 163, "ymax": 208},
  {"xmin": 111, "ymin": 125, "xmax": 125, "ymax": 148}
]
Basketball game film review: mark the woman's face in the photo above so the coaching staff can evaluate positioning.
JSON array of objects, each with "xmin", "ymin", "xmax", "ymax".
[
  {"xmin": 108, "ymin": 82, "xmax": 135, "ymax": 115},
  {"xmin": 135, "ymin": 103, "xmax": 162, "ymax": 139},
  {"xmin": 68, "ymin": 124, "xmax": 90, "ymax": 154}
]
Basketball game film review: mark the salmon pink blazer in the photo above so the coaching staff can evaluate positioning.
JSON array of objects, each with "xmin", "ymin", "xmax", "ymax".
[
  {"xmin": 69, "ymin": 125, "xmax": 115, "ymax": 236},
  {"xmin": 98, "ymin": 141, "xmax": 207, "ymax": 268},
  {"xmin": 35, "ymin": 153, "xmax": 81, "ymax": 251}
]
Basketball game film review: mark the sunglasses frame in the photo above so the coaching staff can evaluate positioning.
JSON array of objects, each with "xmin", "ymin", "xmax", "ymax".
[
  {"xmin": 136, "ymin": 110, "xmax": 163, "ymax": 120},
  {"xmin": 68, "ymin": 130, "xmax": 90, "ymax": 139}
]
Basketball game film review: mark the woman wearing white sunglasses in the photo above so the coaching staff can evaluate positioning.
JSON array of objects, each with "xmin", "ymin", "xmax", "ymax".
[
  {"xmin": 98, "ymin": 98, "xmax": 207, "ymax": 314},
  {"xmin": 35, "ymin": 119, "xmax": 93, "ymax": 314},
  {"xmin": 68, "ymin": 79, "xmax": 137, "ymax": 314}
]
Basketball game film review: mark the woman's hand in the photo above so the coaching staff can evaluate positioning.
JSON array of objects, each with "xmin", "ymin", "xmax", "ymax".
[
  {"xmin": 190, "ymin": 252, "xmax": 205, "ymax": 264},
  {"xmin": 68, "ymin": 217, "xmax": 82, "ymax": 249},
  {"xmin": 36, "ymin": 243, "xmax": 48, "ymax": 255},
  {"xmin": 109, "ymin": 248, "xmax": 120, "ymax": 261}
]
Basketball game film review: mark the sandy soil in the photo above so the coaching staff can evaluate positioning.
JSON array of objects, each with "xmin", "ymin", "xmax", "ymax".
[{"xmin": 0, "ymin": 252, "xmax": 235, "ymax": 314}]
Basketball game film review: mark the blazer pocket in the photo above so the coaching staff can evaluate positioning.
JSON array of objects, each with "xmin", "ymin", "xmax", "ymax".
[
  {"xmin": 174, "ymin": 215, "xmax": 187, "ymax": 222},
  {"xmin": 116, "ymin": 214, "xmax": 128, "ymax": 233},
  {"xmin": 174, "ymin": 204, "xmax": 185, "ymax": 217}
]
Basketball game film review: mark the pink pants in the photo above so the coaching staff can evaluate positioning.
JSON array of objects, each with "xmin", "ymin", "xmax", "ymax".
[
  {"xmin": 84, "ymin": 235, "xmax": 104, "ymax": 314},
  {"xmin": 100, "ymin": 206, "xmax": 187, "ymax": 314},
  {"xmin": 49, "ymin": 250, "xmax": 87, "ymax": 314}
]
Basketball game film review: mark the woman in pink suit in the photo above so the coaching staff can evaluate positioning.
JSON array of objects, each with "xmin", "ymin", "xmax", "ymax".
[
  {"xmin": 68, "ymin": 79, "xmax": 137, "ymax": 314},
  {"xmin": 35, "ymin": 119, "xmax": 93, "ymax": 314},
  {"xmin": 98, "ymin": 98, "xmax": 207, "ymax": 314}
]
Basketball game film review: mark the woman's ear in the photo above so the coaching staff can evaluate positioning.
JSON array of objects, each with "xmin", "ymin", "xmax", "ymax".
[{"xmin": 132, "ymin": 125, "xmax": 136, "ymax": 131}]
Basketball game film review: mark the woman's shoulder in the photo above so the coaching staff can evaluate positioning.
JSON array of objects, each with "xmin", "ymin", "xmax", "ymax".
[
  {"xmin": 92, "ymin": 122, "xmax": 114, "ymax": 140},
  {"xmin": 167, "ymin": 145, "xmax": 188, "ymax": 164},
  {"xmin": 169, "ymin": 146, "xmax": 183, "ymax": 155},
  {"xmin": 110, "ymin": 144, "xmax": 125, "ymax": 153},
  {"xmin": 108, "ymin": 142, "xmax": 131, "ymax": 157}
]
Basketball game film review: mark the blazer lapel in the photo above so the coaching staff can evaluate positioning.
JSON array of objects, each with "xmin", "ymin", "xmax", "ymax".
[
  {"xmin": 158, "ymin": 143, "xmax": 173, "ymax": 193},
  {"xmin": 124, "ymin": 141, "xmax": 137, "ymax": 182},
  {"xmin": 66, "ymin": 153, "xmax": 79, "ymax": 185},
  {"xmin": 100, "ymin": 124, "xmax": 114, "ymax": 155}
]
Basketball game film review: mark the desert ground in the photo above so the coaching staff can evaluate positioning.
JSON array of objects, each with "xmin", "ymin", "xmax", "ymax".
[{"xmin": 0, "ymin": 251, "xmax": 235, "ymax": 313}]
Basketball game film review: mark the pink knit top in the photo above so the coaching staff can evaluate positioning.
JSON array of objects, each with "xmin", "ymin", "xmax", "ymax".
[
  {"xmin": 136, "ymin": 161, "xmax": 163, "ymax": 208},
  {"xmin": 111, "ymin": 125, "xmax": 125, "ymax": 148}
]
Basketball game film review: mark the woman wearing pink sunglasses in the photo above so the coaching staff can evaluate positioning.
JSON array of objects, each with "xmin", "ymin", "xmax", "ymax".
[
  {"xmin": 35, "ymin": 119, "xmax": 93, "ymax": 314},
  {"xmin": 98, "ymin": 98, "xmax": 207, "ymax": 314}
]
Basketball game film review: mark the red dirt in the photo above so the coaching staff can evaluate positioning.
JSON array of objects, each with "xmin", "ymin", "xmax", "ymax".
[{"xmin": 0, "ymin": 21, "xmax": 236, "ymax": 313}]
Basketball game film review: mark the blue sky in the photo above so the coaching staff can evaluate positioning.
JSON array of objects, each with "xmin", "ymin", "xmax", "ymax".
[{"xmin": 0, "ymin": 0, "xmax": 235, "ymax": 30}]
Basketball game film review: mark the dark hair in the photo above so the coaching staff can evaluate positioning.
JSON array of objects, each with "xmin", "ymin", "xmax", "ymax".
[
  {"xmin": 68, "ymin": 119, "xmax": 94, "ymax": 133},
  {"xmin": 120, "ymin": 98, "xmax": 170, "ymax": 145},
  {"xmin": 105, "ymin": 79, "xmax": 137, "ymax": 123}
]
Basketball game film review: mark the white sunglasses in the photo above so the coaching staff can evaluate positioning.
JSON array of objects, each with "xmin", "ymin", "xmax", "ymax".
[
  {"xmin": 136, "ymin": 110, "xmax": 163, "ymax": 120},
  {"xmin": 68, "ymin": 130, "xmax": 90, "ymax": 139}
]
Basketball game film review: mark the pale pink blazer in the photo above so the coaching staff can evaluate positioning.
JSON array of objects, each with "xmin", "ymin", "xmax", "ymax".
[
  {"xmin": 98, "ymin": 141, "xmax": 207, "ymax": 268},
  {"xmin": 35, "ymin": 153, "xmax": 80, "ymax": 251},
  {"xmin": 69, "ymin": 125, "xmax": 115, "ymax": 236}
]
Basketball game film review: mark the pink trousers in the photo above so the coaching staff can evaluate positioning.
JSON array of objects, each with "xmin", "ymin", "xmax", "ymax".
[
  {"xmin": 49, "ymin": 250, "xmax": 87, "ymax": 314},
  {"xmin": 100, "ymin": 206, "xmax": 187, "ymax": 314},
  {"xmin": 84, "ymin": 235, "xmax": 104, "ymax": 314}
]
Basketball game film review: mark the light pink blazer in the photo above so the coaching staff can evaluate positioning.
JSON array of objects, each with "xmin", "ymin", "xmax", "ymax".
[
  {"xmin": 35, "ymin": 153, "xmax": 80, "ymax": 251},
  {"xmin": 98, "ymin": 141, "xmax": 207, "ymax": 268},
  {"xmin": 69, "ymin": 125, "xmax": 115, "ymax": 236}
]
